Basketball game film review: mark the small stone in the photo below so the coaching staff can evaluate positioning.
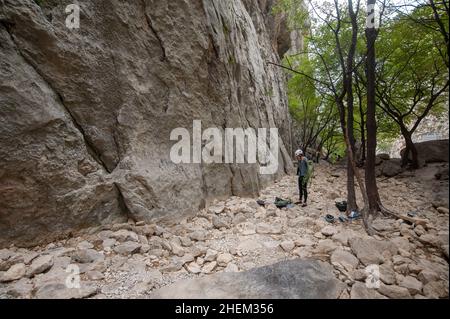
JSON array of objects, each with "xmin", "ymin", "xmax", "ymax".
[
  {"xmin": 170, "ymin": 241, "xmax": 185, "ymax": 257},
  {"xmin": 280, "ymin": 241, "xmax": 295, "ymax": 252},
  {"xmin": 72, "ymin": 249, "xmax": 104, "ymax": 264},
  {"xmin": 352, "ymin": 269, "xmax": 367, "ymax": 281},
  {"xmin": 6, "ymin": 278, "xmax": 33, "ymax": 298},
  {"xmin": 110, "ymin": 229, "xmax": 139, "ymax": 242},
  {"xmin": 186, "ymin": 262, "xmax": 201, "ymax": 274},
  {"xmin": 179, "ymin": 237, "xmax": 192, "ymax": 247},
  {"xmin": 86, "ymin": 270, "xmax": 105, "ymax": 280},
  {"xmin": 256, "ymin": 223, "xmax": 282, "ymax": 234},
  {"xmin": 379, "ymin": 264, "xmax": 396, "ymax": 285},
  {"xmin": 232, "ymin": 214, "xmax": 247, "ymax": 225},
  {"xmin": 216, "ymin": 253, "xmax": 233, "ymax": 267},
  {"xmin": 407, "ymin": 263, "xmax": 423, "ymax": 275},
  {"xmin": 350, "ymin": 282, "xmax": 387, "ymax": 299},
  {"xmin": 236, "ymin": 222, "xmax": 256, "ymax": 235},
  {"xmin": 212, "ymin": 215, "xmax": 230, "ymax": 229},
  {"xmin": 417, "ymin": 270, "xmax": 439, "ymax": 284},
  {"xmin": 321, "ymin": 226, "xmax": 337, "ymax": 237},
  {"xmin": 224, "ymin": 263, "xmax": 239, "ymax": 272},
  {"xmin": 294, "ymin": 238, "xmax": 315, "ymax": 247},
  {"xmin": 315, "ymin": 239, "xmax": 338, "ymax": 254},
  {"xmin": 330, "ymin": 249, "xmax": 359, "ymax": 272},
  {"xmin": 208, "ymin": 204, "xmax": 225, "ymax": 215},
  {"xmin": 76, "ymin": 241, "xmax": 94, "ymax": 250},
  {"xmin": 27, "ymin": 255, "xmax": 54, "ymax": 277},
  {"xmin": 140, "ymin": 244, "xmax": 151, "ymax": 253},
  {"xmin": 436, "ymin": 207, "xmax": 449, "ymax": 214},
  {"xmin": 399, "ymin": 275, "xmax": 423, "ymax": 295},
  {"xmin": 102, "ymin": 238, "xmax": 116, "ymax": 249},
  {"xmin": 377, "ymin": 283, "xmax": 412, "ymax": 299},
  {"xmin": 196, "ymin": 257, "xmax": 205, "ymax": 265},
  {"xmin": 202, "ymin": 261, "xmax": 217, "ymax": 274},
  {"xmin": 189, "ymin": 230, "xmax": 207, "ymax": 241},
  {"xmin": 423, "ymin": 281, "xmax": 448, "ymax": 298},
  {"xmin": 0, "ymin": 263, "xmax": 26, "ymax": 282},
  {"xmin": 204, "ymin": 249, "xmax": 218, "ymax": 262},
  {"xmin": 113, "ymin": 242, "xmax": 142, "ymax": 255},
  {"xmin": 414, "ymin": 225, "xmax": 426, "ymax": 236}
]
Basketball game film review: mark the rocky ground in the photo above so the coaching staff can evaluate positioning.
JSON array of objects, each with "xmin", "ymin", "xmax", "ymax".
[{"xmin": 0, "ymin": 162, "xmax": 448, "ymax": 299}]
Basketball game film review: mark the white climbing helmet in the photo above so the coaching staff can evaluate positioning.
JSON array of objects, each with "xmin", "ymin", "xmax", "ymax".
[{"xmin": 295, "ymin": 149, "xmax": 303, "ymax": 157}]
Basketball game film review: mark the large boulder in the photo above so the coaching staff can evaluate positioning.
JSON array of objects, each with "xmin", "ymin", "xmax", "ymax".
[
  {"xmin": 150, "ymin": 259, "xmax": 345, "ymax": 299},
  {"xmin": 381, "ymin": 159, "xmax": 403, "ymax": 177},
  {"xmin": 401, "ymin": 139, "xmax": 449, "ymax": 164},
  {"xmin": 0, "ymin": 0, "xmax": 295, "ymax": 247}
]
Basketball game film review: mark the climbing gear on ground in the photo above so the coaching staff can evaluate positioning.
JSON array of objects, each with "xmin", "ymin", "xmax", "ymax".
[
  {"xmin": 325, "ymin": 214, "xmax": 335, "ymax": 223},
  {"xmin": 335, "ymin": 200, "xmax": 347, "ymax": 212},
  {"xmin": 256, "ymin": 199, "xmax": 266, "ymax": 206},
  {"xmin": 274, "ymin": 197, "xmax": 292, "ymax": 208},
  {"xmin": 348, "ymin": 210, "xmax": 361, "ymax": 220}
]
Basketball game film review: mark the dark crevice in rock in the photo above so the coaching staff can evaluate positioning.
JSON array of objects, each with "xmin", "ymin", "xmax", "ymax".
[
  {"xmin": 114, "ymin": 183, "xmax": 132, "ymax": 222},
  {"xmin": 141, "ymin": 0, "xmax": 166, "ymax": 62},
  {"xmin": 1, "ymin": 22, "xmax": 112, "ymax": 173}
]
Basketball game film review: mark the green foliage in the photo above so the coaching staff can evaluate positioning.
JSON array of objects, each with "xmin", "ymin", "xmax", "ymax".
[
  {"xmin": 272, "ymin": 0, "xmax": 309, "ymax": 32},
  {"xmin": 33, "ymin": 0, "xmax": 45, "ymax": 6}
]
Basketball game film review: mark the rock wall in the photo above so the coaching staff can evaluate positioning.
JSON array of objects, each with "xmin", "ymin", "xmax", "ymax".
[{"xmin": 0, "ymin": 0, "xmax": 295, "ymax": 247}]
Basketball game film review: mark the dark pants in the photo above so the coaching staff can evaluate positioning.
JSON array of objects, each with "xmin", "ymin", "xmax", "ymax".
[{"xmin": 298, "ymin": 176, "xmax": 308, "ymax": 203}]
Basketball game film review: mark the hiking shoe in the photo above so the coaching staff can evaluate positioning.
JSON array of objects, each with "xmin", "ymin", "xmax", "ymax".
[{"xmin": 302, "ymin": 203, "xmax": 307, "ymax": 207}]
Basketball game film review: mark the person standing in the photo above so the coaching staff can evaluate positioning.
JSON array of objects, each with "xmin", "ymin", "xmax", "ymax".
[{"xmin": 295, "ymin": 149, "xmax": 309, "ymax": 207}]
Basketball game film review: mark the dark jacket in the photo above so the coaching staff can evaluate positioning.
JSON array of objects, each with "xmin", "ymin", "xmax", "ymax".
[{"xmin": 297, "ymin": 157, "xmax": 308, "ymax": 177}]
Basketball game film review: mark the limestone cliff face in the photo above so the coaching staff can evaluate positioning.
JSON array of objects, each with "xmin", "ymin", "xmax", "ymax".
[{"xmin": 0, "ymin": 0, "xmax": 294, "ymax": 247}]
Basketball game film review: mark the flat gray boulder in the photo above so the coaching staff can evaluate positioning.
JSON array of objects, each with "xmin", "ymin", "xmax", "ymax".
[{"xmin": 150, "ymin": 259, "xmax": 345, "ymax": 299}]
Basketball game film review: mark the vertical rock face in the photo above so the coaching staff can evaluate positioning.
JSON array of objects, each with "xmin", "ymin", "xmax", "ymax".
[{"xmin": 0, "ymin": 0, "xmax": 294, "ymax": 247}]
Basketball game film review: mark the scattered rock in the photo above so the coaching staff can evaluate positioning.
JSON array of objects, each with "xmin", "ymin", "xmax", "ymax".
[
  {"xmin": 202, "ymin": 261, "xmax": 217, "ymax": 274},
  {"xmin": 423, "ymin": 281, "xmax": 449, "ymax": 298},
  {"xmin": 0, "ymin": 263, "xmax": 26, "ymax": 282},
  {"xmin": 315, "ymin": 239, "xmax": 338, "ymax": 254},
  {"xmin": 6, "ymin": 278, "xmax": 34, "ymax": 298},
  {"xmin": 236, "ymin": 222, "xmax": 256, "ymax": 235},
  {"xmin": 189, "ymin": 231, "xmax": 207, "ymax": 242},
  {"xmin": 350, "ymin": 239, "xmax": 386, "ymax": 265},
  {"xmin": 186, "ymin": 262, "xmax": 201, "ymax": 274},
  {"xmin": 379, "ymin": 264, "xmax": 396, "ymax": 285},
  {"xmin": 205, "ymin": 249, "xmax": 218, "ymax": 262},
  {"xmin": 113, "ymin": 242, "xmax": 142, "ymax": 255},
  {"xmin": 398, "ymin": 275, "xmax": 423, "ymax": 295},
  {"xmin": 350, "ymin": 282, "xmax": 387, "ymax": 299},
  {"xmin": 321, "ymin": 226, "xmax": 338, "ymax": 237},
  {"xmin": 169, "ymin": 241, "xmax": 185, "ymax": 257},
  {"xmin": 217, "ymin": 253, "xmax": 233, "ymax": 267},
  {"xmin": 212, "ymin": 215, "xmax": 230, "ymax": 229},
  {"xmin": 27, "ymin": 255, "xmax": 54, "ymax": 277},
  {"xmin": 224, "ymin": 263, "xmax": 239, "ymax": 272},
  {"xmin": 436, "ymin": 207, "xmax": 449, "ymax": 214},
  {"xmin": 110, "ymin": 229, "xmax": 139, "ymax": 242},
  {"xmin": 417, "ymin": 270, "xmax": 439, "ymax": 285},
  {"xmin": 102, "ymin": 238, "xmax": 117, "ymax": 249},
  {"xmin": 377, "ymin": 283, "xmax": 412, "ymax": 299},
  {"xmin": 256, "ymin": 223, "xmax": 282, "ymax": 235},
  {"xmin": 72, "ymin": 249, "xmax": 104, "ymax": 264},
  {"xmin": 294, "ymin": 238, "xmax": 315, "ymax": 247},
  {"xmin": 330, "ymin": 249, "xmax": 359, "ymax": 272},
  {"xmin": 280, "ymin": 241, "xmax": 295, "ymax": 252}
]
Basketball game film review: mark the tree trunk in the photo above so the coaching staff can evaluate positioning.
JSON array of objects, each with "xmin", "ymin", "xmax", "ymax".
[
  {"xmin": 365, "ymin": 0, "xmax": 381, "ymax": 214},
  {"xmin": 345, "ymin": 0, "xmax": 359, "ymax": 213},
  {"xmin": 401, "ymin": 130, "xmax": 419, "ymax": 169}
]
